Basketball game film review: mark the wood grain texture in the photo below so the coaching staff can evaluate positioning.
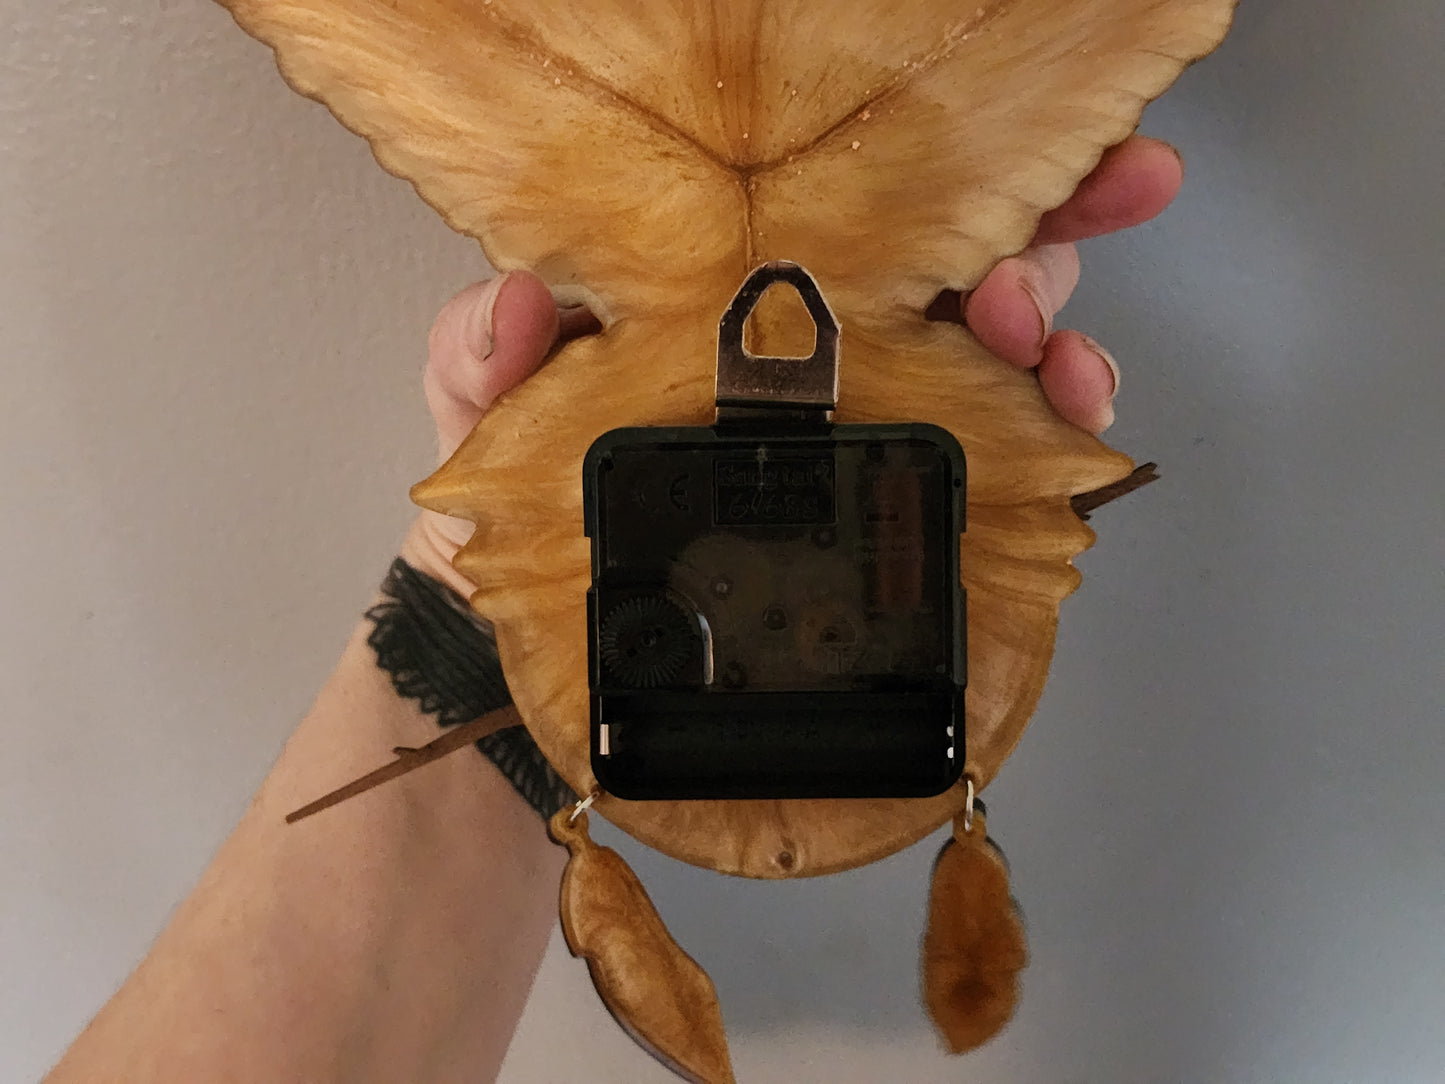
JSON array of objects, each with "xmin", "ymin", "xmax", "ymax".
[
  {"xmin": 550, "ymin": 810, "xmax": 735, "ymax": 1084},
  {"xmin": 922, "ymin": 809, "xmax": 1028, "ymax": 1053},
  {"xmin": 216, "ymin": 0, "xmax": 1238, "ymax": 876}
]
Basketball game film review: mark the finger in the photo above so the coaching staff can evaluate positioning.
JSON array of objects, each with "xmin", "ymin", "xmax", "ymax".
[
  {"xmin": 425, "ymin": 271, "xmax": 560, "ymax": 461},
  {"xmin": 1035, "ymin": 330, "xmax": 1121, "ymax": 434},
  {"xmin": 558, "ymin": 303, "xmax": 604, "ymax": 342},
  {"xmin": 962, "ymin": 243, "xmax": 1081, "ymax": 369},
  {"xmin": 1032, "ymin": 136, "xmax": 1185, "ymax": 246},
  {"xmin": 427, "ymin": 271, "xmax": 559, "ymax": 414}
]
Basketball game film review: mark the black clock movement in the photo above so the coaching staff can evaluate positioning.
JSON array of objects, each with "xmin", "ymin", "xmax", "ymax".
[{"xmin": 583, "ymin": 262, "xmax": 966, "ymax": 800}]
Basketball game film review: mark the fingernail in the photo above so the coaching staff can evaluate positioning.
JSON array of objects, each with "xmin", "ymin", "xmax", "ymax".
[
  {"xmin": 1020, "ymin": 275, "xmax": 1053, "ymax": 346},
  {"xmin": 465, "ymin": 272, "xmax": 512, "ymax": 361},
  {"xmin": 1164, "ymin": 140, "xmax": 1186, "ymax": 181},
  {"xmin": 1081, "ymin": 334, "xmax": 1121, "ymax": 399}
]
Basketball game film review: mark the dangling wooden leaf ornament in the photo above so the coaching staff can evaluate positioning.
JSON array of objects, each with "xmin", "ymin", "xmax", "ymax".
[
  {"xmin": 551, "ymin": 807, "xmax": 736, "ymax": 1084},
  {"xmin": 923, "ymin": 799, "xmax": 1029, "ymax": 1052},
  {"xmin": 218, "ymin": 0, "xmax": 1236, "ymax": 1073}
]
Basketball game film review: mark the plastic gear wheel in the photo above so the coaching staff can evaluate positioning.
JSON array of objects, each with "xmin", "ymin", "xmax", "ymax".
[{"xmin": 598, "ymin": 595, "xmax": 695, "ymax": 688}]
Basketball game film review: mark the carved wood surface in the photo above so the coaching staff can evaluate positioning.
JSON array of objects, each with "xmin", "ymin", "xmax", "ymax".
[
  {"xmin": 923, "ymin": 809, "xmax": 1029, "ymax": 1053},
  {"xmin": 219, "ymin": 0, "xmax": 1238, "ymax": 877},
  {"xmin": 552, "ymin": 810, "xmax": 735, "ymax": 1083}
]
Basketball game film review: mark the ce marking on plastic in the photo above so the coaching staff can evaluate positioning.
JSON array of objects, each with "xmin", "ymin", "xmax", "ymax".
[{"xmin": 668, "ymin": 474, "xmax": 692, "ymax": 513}]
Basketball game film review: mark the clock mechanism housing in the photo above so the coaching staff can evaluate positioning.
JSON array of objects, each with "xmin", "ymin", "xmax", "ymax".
[{"xmin": 583, "ymin": 263, "xmax": 966, "ymax": 800}]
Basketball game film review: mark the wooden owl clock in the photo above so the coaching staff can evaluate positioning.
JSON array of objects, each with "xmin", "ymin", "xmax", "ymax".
[{"xmin": 217, "ymin": 2, "xmax": 1238, "ymax": 1079}]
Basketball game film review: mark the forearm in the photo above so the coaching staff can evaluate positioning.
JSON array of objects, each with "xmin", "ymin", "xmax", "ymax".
[{"xmin": 47, "ymin": 609, "xmax": 564, "ymax": 1083}]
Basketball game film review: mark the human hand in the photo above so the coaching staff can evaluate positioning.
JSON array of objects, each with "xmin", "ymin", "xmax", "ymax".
[
  {"xmin": 400, "ymin": 272, "xmax": 598, "ymax": 597},
  {"xmin": 928, "ymin": 134, "xmax": 1183, "ymax": 433},
  {"xmin": 401, "ymin": 134, "xmax": 1185, "ymax": 592}
]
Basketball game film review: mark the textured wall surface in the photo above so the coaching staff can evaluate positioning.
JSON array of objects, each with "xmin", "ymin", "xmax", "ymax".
[{"xmin": 3, "ymin": 2, "xmax": 1443, "ymax": 1082}]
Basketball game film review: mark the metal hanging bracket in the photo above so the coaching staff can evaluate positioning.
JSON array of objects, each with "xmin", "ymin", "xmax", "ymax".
[{"xmin": 715, "ymin": 261, "xmax": 840, "ymax": 423}]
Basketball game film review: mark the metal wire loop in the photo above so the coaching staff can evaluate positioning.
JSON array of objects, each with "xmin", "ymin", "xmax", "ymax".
[{"xmin": 568, "ymin": 790, "xmax": 599, "ymax": 823}]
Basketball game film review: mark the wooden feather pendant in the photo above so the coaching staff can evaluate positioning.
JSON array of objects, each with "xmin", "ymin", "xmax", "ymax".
[
  {"xmin": 549, "ymin": 808, "xmax": 735, "ymax": 1084},
  {"xmin": 922, "ymin": 803, "xmax": 1028, "ymax": 1053}
]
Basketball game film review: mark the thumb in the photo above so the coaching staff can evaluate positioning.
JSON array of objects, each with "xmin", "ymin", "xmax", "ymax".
[{"xmin": 424, "ymin": 270, "xmax": 560, "ymax": 462}]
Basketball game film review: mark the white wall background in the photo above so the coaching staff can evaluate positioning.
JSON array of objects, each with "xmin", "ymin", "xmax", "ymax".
[{"xmin": 3, "ymin": 3, "xmax": 1442, "ymax": 1081}]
